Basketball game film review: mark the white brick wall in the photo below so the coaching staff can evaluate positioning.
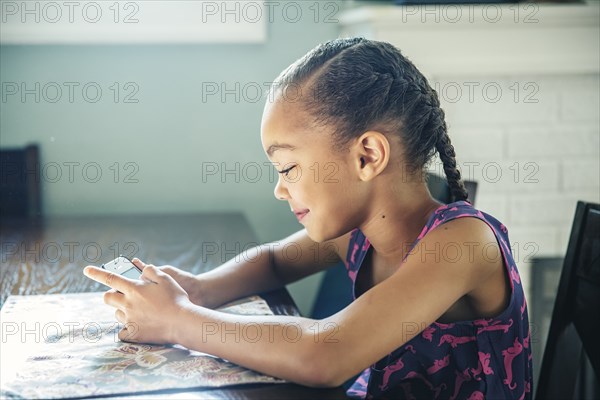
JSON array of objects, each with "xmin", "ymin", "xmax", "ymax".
[{"xmin": 429, "ymin": 74, "xmax": 600, "ymax": 298}]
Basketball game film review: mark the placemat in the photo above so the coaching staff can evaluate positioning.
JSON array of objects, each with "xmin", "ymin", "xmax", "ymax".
[{"xmin": 0, "ymin": 292, "xmax": 283, "ymax": 399}]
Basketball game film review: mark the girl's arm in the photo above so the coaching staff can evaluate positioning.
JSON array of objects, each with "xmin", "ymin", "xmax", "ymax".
[
  {"xmin": 85, "ymin": 216, "xmax": 505, "ymax": 388},
  {"xmin": 181, "ymin": 229, "xmax": 350, "ymax": 309}
]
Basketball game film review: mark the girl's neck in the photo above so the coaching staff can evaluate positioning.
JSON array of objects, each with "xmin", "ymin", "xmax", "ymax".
[{"xmin": 359, "ymin": 184, "xmax": 442, "ymax": 264}]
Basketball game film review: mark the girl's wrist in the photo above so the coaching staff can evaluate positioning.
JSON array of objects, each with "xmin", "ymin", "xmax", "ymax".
[
  {"xmin": 169, "ymin": 300, "xmax": 196, "ymax": 345},
  {"xmin": 189, "ymin": 275, "xmax": 211, "ymax": 308}
]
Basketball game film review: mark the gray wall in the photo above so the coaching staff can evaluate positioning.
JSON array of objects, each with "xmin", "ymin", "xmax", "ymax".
[{"xmin": 0, "ymin": 1, "xmax": 343, "ymax": 315}]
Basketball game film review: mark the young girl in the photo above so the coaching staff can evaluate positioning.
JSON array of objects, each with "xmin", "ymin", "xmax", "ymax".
[{"xmin": 84, "ymin": 37, "xmax": 532, "ymax": 399}]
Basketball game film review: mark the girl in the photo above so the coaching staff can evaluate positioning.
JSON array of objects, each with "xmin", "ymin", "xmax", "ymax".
[{"xmin": 84, "ymin": 37, "xmax": 532, "ymax": 399}]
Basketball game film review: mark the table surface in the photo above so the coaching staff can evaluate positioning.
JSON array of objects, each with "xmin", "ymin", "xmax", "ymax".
[{"xmin": 0, "ymin": 213, "xmax": 348, "ymax": 399}]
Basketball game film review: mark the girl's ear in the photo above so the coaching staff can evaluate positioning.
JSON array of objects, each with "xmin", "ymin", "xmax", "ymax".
[{"xmin": 353, "ymin": 131, "xmax": 390, "ymax": 181}]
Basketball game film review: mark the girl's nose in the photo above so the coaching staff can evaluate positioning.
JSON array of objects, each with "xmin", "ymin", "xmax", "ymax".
[{"xmin": 273, "ymin": 176, "xmax": 290, "ymax": 201}]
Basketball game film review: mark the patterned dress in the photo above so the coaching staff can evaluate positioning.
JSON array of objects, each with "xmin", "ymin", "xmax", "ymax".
[{"xmin": 345, "ymin": 201, "xmax": 533, "ymax": 399}]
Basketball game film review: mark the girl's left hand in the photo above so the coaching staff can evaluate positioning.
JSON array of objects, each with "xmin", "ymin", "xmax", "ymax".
[{"xmin": 83, "ymin": 261, "xmax": 192, "ymax": 344}]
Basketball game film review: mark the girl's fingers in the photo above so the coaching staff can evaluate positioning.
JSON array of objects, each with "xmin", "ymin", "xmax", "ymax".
[
  {"xmin": 140, "ymin": 265, "xmax": 161, "ymax": 282},
  {"xmin": 103, "ymin": 288, "xmax": 125, "ymax": 308},
  {"xmin": 119, "ymin": 327, "xmax": 137, "ymax": 343},
  {"xmin": 85, "ymin": 266, "xmax": 133, "ymax": 293},
  {"xmin": 115, "ymin": 309, "xmax": 127, "ymax": 324},
  {"xmin": 131, "ymin": 258, "xmax": 147, "ymax": 270}
]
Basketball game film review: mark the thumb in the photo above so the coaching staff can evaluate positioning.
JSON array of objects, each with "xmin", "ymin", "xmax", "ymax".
[
  {"xmin": 131, "ymin": 257, "xmax": 147, "ymax": 270},
  {"xmin": 159, "ymin": 265, "xmax": 179, "ymax": 278},
  {"xmin": 141, "ymin": 264, "xmax": 160, "ymax": 282},
  {"xmin": 141, "ymin": 265, "xmax": 182, "ymax": 289}
]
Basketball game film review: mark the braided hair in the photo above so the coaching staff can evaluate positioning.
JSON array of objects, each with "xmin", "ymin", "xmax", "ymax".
[{"xmin": 271, "ymin": 37, "xmax": 469, "ymax": 202}]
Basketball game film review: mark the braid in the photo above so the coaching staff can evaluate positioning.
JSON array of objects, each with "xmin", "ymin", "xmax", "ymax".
[
  {"xmin": 424, "ymin": 86, "xmax": 468, "ymax": 202},
  {"xmin": 434, "ymin": 119, "xmax": 469, "ymax": 202}
]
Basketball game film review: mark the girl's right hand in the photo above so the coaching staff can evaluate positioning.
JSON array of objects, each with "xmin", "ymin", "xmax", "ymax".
[{"xmin": 131, "ymin": 258, "xmax": 206, "ymax": 307}]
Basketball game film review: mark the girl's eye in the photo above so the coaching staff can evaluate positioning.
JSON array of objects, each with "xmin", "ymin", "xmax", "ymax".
[{"xmin": 277, "ymin": 165, "xmax": 296, "ymax": 176}]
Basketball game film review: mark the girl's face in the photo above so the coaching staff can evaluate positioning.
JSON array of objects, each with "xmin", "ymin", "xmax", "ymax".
[{"xmin": 261, "ymin": 98, "xmax": 368, "ymax": 242}]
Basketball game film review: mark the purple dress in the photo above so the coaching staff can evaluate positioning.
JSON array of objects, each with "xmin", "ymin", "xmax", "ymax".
[{"xmin": 345, "ymin": 201, "xmax": 533, "ymax": 400}]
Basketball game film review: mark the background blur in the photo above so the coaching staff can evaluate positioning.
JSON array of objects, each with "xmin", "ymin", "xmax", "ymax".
[{"xmin": 1, "ymin": 0, "xmax": 599, "ymax": 318}]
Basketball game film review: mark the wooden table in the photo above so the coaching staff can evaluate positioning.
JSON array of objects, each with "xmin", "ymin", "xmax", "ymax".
[{"xmin": 0, "ymin": 214, "xmax": 348, "ymax": 399}]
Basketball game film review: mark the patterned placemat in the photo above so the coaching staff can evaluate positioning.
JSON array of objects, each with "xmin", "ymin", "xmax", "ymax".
[{"xmin": 0, "ymin": 292, "xmax": 283, "ymax": 399}]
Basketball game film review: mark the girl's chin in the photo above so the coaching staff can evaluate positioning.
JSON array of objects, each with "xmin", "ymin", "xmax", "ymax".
[
  {"xmin": 304, "ymin": 224, "xmax": 342, "ymax": 244},
  {"xmin": 303, "ymin": 226, "xmax": 326, "ymax": 243}
]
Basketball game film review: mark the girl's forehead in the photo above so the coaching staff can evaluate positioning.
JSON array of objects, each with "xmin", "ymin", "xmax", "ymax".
[
  {"xmin": 262, "ymin": 96, "xmax": 302, "ymax": 127},
  {"xmin": 261, "ymin": 98, "xmax": 308, "ymax": 145},
  {"xmin": 260, "ymin": 96, "xmax": 343, "ymax": 161}
]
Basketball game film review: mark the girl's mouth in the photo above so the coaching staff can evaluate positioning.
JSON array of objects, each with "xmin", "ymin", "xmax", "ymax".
[{"xmin": 293, "ymin": 209, "xmax": 309, "ymax": 221}]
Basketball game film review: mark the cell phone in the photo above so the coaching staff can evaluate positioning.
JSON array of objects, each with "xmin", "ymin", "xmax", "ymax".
[{"xmin": 101, "ymin": 255, "xmax": 142, "ymax": 280}]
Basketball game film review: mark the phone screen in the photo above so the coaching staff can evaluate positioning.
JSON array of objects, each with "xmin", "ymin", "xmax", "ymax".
[
  {"xmin": 101, "ymin": 256, "xmax": 142, "ymax": 280},
  {"xmin": 120, "ymin": 266, "xmax": 142, "ymax": 280}
]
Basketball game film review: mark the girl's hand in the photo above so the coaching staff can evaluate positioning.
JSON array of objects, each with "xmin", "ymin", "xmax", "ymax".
[
  {"xmin": 83, "ymin": 263, "xmax": 192, "ymax": 344},
  {"xmin": 131, "ymin": 258, "xmax": 206, "ymax": 307}
]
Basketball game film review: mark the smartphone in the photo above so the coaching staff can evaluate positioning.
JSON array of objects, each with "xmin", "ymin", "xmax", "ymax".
[{"xmin": 101, "ymin": 255, "xmax": 142, "ymax": 280}]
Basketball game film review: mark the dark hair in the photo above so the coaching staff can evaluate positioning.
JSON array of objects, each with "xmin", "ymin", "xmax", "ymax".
[{"xmin": 271, "ymin": 37, "xmax": 469, "ymax": 202}]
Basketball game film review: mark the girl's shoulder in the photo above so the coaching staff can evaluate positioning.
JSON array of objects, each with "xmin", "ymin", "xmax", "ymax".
[
  {"xmin": 348, "ymin": 201, "xmax": 510, "ymax": 254},
  {"xmin": 344, "ymin": 201, "xmax": 513, "ymax": 293},
  {"xmin": 428, "ymin": 200, "xmax": 498, "ymax": 223},
  {"xmin": 407, "ymin": 201, "xmax": 516, "ymax": 284}
]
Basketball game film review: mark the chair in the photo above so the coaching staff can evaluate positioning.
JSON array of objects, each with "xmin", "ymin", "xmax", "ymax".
[
  {"xmin": 310, "ymin": 259, "xmax": 354, "ymax": 319},
  {"xmin": 535, "ymin": 201, "xmax": 600, "ymax": 400},
  {"xmin": 426, "ymin": 172, "xmax": 478, "ymax": 205},
  {"xmin": 0, "ymin": 144, "xmax": 42, "ymax": 220},
  {"xmin": 310, "ymin": 173, "xmax": 478, "ymax": 319}
]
